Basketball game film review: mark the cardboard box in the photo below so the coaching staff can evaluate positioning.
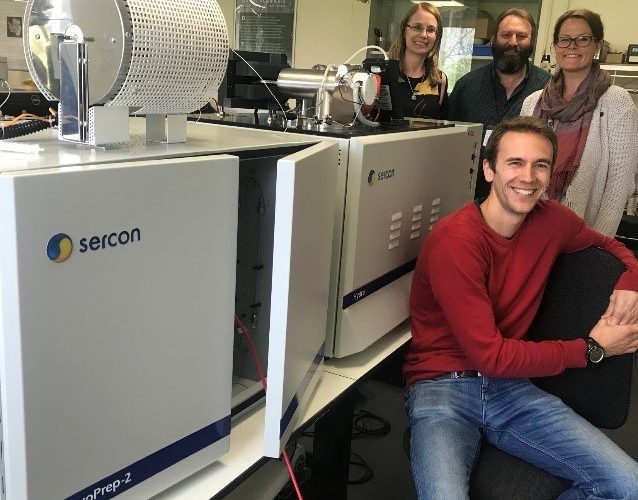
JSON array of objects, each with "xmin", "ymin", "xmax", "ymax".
[
  {"xmin": 474, "ymin": 17, "xmax": 491, "ymax": 40},
  {"xmin": 606, "ymin": 52, "xmax": 624, "ymax": 64},
  {"xmin": 462, "ymin": 10, "xmax": 496, "ymax": 42}
]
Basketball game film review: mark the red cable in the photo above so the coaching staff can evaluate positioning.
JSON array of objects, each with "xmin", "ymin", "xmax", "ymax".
[
  {"xmin": 282, "ymin": 445, "xmax": 304, "ymax": 500},
  {"xmin": 234, "ymin": 315, "xmax": 304, "ymax": 500},
  {"xmin": 235, "ymin": 314, "xmax": 267, "ymax": 390}
]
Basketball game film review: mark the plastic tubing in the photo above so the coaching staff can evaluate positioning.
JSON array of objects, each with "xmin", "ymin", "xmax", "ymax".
[
  {"xmin": 343, "ymin": 45, "xmax": 389, "ymax": 64},
  {"xmin": 1, "ymin": 118, "xmax": 54, "ymax": 140}
]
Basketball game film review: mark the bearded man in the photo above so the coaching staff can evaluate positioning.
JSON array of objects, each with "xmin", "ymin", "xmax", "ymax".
[{"xmin": 448, "ymin": 8, "xmax": 550, "ymax": 199}]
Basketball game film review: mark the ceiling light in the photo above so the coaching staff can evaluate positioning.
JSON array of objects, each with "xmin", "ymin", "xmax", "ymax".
[{"xmin": 412, "ymin": 0, "xmax": 465, "ymax": 7}]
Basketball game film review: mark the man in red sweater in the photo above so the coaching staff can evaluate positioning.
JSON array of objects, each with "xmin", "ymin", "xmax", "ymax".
[{"xmin": 405, "ymin": 116, "xmax": 638, "ymax": 499}]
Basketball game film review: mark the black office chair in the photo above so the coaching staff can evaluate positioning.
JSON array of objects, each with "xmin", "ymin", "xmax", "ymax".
[{"xmin": 404, "ymin": 247, "xmax": 635, "ymax": 499}]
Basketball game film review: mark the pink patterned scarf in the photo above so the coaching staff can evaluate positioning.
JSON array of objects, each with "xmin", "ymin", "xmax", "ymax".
[{"xmin": 533, "ymin": 64, "xmax": 611, "ymax": 200}]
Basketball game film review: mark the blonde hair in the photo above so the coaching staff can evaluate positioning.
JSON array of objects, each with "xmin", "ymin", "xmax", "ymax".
[{"xmin": 388, "ymin": 2, "xmax": 443, "ymax": 85}]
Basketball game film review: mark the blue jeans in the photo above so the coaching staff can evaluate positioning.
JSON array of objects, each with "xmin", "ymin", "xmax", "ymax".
[{"xmin": 405, "ymin": 376, "xmax": 638, "ymax": 500}]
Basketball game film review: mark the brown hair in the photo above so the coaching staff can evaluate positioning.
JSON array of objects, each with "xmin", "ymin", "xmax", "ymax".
[
  {"xmin": 553, "ymin": 9, "xmax": 604, "ymax": 44},
  {"xmin": 388, "ymin": 2, "xmax": 443, "ymax": 85},
  {"xmin": 492, "ymin": 8, "xmax": 537, "ymax": 45},
  {"xmin": 484, "ymin": 116, "xmax": 558, "ymax": 170}
]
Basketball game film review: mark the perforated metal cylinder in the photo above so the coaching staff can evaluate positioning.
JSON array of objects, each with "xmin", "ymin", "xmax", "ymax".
[
  {"xmin": 109, "ymin": 0, "xmax": 228, "ymax": 113},
  {"xmin": 24, "ymin": 0, "xmax": 229, "ymax": 114}
]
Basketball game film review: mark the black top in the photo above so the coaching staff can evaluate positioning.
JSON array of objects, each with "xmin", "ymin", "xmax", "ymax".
[
  {"xmin": 448, "ymin": 61, "xmax": 549, "ymax": 125},
  {"xmin": 187, "ymin": 114, "xmax": 454, "ymax": 139},
  {"xmin": 448, "ymin": 61, "xmax": 550, "ymax": 198},
  {"xmin": 394, "ymin": 74, "xmax": 448, "ymax": 119}
]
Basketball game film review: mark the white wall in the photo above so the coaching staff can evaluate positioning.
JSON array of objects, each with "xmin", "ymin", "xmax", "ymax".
[
  {"xmin": 293, "ymin": 0, "xmax": 371, "ymax": 69},
  {"xmin": 535, "ymin": 0, "xmax": 638, "ymax": 62},
  {"xmin": 217, "ymin": 0, "xmax": 235, "ymax": 50},
  {"xmin": 534, "ymin": 0, "xmax": 568, "ymax": 64},
  {"xmin": 219, "ymin": 0, "xmax": 372, "ymax": 69},
  {"xmin": 567, "ymin": 0, "xmax": 636, "ymax": 53}
]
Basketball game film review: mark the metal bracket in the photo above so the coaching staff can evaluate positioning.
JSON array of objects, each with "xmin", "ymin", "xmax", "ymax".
[{"xmin": 58, "ymin": 41, "xmax": 89, "ymax": 143}]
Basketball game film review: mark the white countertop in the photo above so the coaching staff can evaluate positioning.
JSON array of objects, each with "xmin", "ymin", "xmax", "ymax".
[{"xmin": 1, "ymin": 118, "xmax": 317, "ymax": 174}]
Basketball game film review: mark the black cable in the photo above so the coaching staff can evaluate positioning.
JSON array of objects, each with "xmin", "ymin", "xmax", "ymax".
[
  {"xmin": 1, "ymin": 115, "xmax": 57, "ymax": 140},
  {"xmin": 348, "ymin": 452, "xmax": 374, "ymax": 485},
  {"xmin": 210, "ymin": 96, "xmax": 220, "ymax": 113},
  {"xmin": 302, "ymin": 410, "xmax": 391, "ymax": 439},
  {"xmin": 302, "ymin": 410, "xmax": 389, "ymax": 488},
  {"xmin": 351, "ymin": 409, "xmax": 391, "ymax": 439}
]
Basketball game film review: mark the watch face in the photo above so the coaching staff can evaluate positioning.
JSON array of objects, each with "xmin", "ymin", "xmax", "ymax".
[{"xmin": 589, "ymin": 345, "xmax": 604, "ymax": 364}]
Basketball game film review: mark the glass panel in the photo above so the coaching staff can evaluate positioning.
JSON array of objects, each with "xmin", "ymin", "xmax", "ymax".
[
  {"xmin": 439, "ymin": 2, "xmax": 479, "ymax": 91},
  {"xmin": 234, "ymin": 0, "xmax": 295, "ymax": 63}
]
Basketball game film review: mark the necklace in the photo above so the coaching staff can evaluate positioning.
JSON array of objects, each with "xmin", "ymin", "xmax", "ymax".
[{"xmin": 407, "ymin": 74, "xmax": 426, "ymax": 100}]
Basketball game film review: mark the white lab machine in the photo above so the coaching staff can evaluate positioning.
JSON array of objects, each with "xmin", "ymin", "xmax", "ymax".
[
  {"xmin": 325, "ymin": 122, "xmax": 481, "ymax": 357},
  {"xmin": 197, "ymin": 116, "xmax": 482, "ymax": 358},
  {"xmin": 212, "ymin": 52, "xmax": 482, "ymax": 357},
  {"xmin": 1, "ymin": 153, "xmax": 238, "ymax": 500},
  {"xmin": 3, "ymin": 0, "xmax": 339, "ymax": 495},
  {"xmin": 0, "ymin": 0, "xmax": 483, "ymax": 495},
  {"xmin": 0, "ymin": 120, "xmax": 338, "ymax": 498}
]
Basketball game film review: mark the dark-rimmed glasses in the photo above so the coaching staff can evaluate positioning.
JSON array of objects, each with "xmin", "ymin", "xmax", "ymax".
[
  {"xmin": 406, "ymin": 24, "xmax": 437, "ymax": 36},
  {"xmin": 555, "ymin": 35, "xmax": 596, "ymax": 48}
]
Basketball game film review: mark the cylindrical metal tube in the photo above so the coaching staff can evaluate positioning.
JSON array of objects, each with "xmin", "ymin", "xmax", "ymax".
[
  {"xmin": 24, "ymin": 0, "xmax": 229, "ymax": 113},
  {"xmin": 277, "ymin": 68, "xmax": 339, "ymax": 98}
]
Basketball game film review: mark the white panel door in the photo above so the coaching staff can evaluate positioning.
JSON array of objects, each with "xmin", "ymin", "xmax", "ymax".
[{"xmin": 263, "ymin": 141, "xmax": 338, "ymax": 458}]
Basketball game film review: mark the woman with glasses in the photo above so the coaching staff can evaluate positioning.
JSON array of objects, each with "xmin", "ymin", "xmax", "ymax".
[
  {"xmin": 387, "ymin": 2, "xmax": 447, "ymax": 119},
  {"xmin": 521, "ymin": 9, "xmax": 638, "ymax": 235}
]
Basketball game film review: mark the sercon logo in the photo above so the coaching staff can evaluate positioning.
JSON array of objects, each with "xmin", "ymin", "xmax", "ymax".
[
  {"xmin": 47, "ymin": 233, "xmax": 73, "ymax": 263},
  {"xmin": 368, "ymin": 168, "xmax": 395, "ymax": 186},
  {"xmin": 368, "ymin": 169, "xmax": 376, "ymax": 185},
  {"xmin": 79, "ymin": 228, "xmax": 141, "ymax": 253},
  {"xmin": 46, "ymin": 228, "xmax": 141, "ymax": 262}
]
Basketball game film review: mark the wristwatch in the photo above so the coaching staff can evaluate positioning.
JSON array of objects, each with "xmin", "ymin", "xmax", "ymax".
[{"xmin": 586, "ymin": 337, "xmax": 605, "ymax": 365}]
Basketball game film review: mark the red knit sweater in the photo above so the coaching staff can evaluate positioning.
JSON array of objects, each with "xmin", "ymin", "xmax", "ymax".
[{"xmin": 405, "ymin": 200, "xmax": 638, "ymax": 386}]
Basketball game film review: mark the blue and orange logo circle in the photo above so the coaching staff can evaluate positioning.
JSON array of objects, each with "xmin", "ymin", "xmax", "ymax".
[
  {"xmin": 47, "ymin": 233, "xmax": 73, "ymax": 263},
  {"xmin": 367, "ymin": 169, "xmax": 376, "ymax": 185}
]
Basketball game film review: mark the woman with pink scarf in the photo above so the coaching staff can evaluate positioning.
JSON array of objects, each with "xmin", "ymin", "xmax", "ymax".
[{"xmin": 521, "ymin": 9, "xmax": 638, "ymax": 235}]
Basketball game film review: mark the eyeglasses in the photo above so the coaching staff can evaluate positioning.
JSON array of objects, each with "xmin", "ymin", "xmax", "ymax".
[
  {"xmin": 555, "ymin": 35, "xmax": 596, "ymax": 48},
  {"xmin": 406, "ymin": 23, "xmax": 438, "ymax": 36}
]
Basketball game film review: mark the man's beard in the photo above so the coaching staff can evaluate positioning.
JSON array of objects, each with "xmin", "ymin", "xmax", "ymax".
[{"xmin": 492, "ymin": 42, "xmax": 534, "ymax": 74}]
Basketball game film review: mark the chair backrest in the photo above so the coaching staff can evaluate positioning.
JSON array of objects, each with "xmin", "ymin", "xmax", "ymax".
[{"xmin": 528, "ymin": 247, "xmax": 634, "ymax": 429}]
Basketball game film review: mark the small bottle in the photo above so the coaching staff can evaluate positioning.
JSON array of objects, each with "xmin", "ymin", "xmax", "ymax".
[{"xmin": 540, "ymin": 52, "xmax": 551, "ymax": 72}]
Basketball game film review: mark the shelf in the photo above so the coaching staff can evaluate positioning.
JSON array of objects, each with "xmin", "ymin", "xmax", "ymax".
[{"xmin": 601, "ymin": 64, "xmax": 638, "ymax": 72}]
